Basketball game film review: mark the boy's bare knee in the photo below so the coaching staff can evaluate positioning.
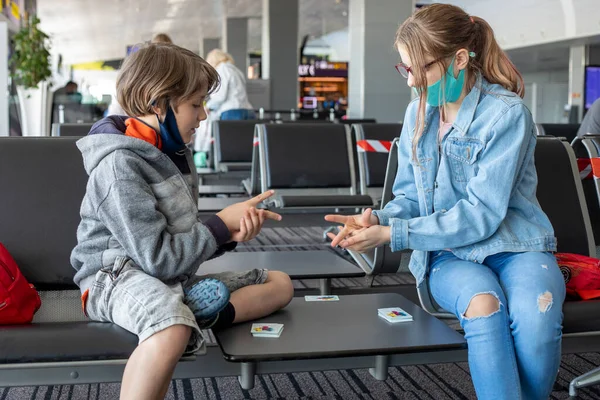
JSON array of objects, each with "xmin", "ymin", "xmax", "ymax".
[
  {"xmin": 464, "ymin": 293, "xmax": 500, "ymax": 319},
  {"xmin": 146, "ymin": 324, "xmax": 191, "ymax": 356},
  {"xmin": 267, "ymin": 271, "xmax": 294, "ymax": 306}
]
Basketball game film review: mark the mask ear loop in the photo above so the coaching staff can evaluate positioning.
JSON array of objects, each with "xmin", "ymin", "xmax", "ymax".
[{"xmin": 151, "ymin": 100, "xmax": 161, "ymax": 147}]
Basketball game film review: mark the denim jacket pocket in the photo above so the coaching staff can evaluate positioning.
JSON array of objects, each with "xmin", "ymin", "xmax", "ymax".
[{"xmin": 445, "ymin": 138, "xmax": 484, "ymax": 182}]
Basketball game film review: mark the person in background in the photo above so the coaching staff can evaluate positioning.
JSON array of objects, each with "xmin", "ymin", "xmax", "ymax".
[
  {"xmin": 151, "ymin": 33, "xmax": 173, "ymax": 44},
  {"xmin": 205, "ymin": 49, "xmax": 254, "ymax": 120},
  {"xmin": 577, "ymin": 97, "xmax": 600, "ymax": 137},
  {"xmin": 54, "ymin": 81, "xmax": 82, "ymax": 104},
  {"xmin": 322, "ymin": 94, "xmax": 336, "ymax": 110}
]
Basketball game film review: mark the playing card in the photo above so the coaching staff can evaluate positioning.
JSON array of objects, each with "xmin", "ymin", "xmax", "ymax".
[
  {"xmin": 377, "ymin": 307, "xmax": 413, "ymax": 323},
  {"xmin": 251, "ymin": 323, "xmax": 284, "ymax": 338},
  {"xmin": 304, "ymin": 295, "xmax": 340, "ymax": 302}
]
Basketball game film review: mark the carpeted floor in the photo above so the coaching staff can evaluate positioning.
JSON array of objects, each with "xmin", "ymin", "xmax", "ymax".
[
  {"xmin": 2, "ymin": 227, "xmax": 599, "ymax": 399},
  {"xmin": 3, "ymin": 353, "xmax": 600, "ymax": 399}
]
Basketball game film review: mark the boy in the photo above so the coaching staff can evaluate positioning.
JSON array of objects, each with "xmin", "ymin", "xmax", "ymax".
[{"xmin": 71, "ymin": 43, "xmax": 294, "ymax": 400}]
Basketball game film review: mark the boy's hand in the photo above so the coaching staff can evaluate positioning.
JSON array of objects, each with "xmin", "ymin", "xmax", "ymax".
[
  {"xmin": 324, "ymin": 208, "xmax": 379, "ymax": 247},
  {"xmin": 230, "ymin": 207, "xmax": 268, "ymax": 242},
  {"xmin": 217, "ymin": 190, "xmax": 282, "ymax": 233}
]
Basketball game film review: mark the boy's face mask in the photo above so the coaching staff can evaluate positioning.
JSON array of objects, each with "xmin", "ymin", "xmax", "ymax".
[{"xmin": 155, "ymin": 103, "xmax": 186, "ymax": 154}]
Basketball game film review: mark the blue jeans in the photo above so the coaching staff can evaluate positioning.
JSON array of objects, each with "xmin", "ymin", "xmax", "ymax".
[
  {"xmin": 429, "ymin": 251, "xmax": 566, "ymax": 400},
  {"xmin": 220, "ymin": 109, "xmax": 256, "ymax": 120}
]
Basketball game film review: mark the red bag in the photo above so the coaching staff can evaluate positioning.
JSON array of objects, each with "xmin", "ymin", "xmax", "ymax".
[
  {"xmin": 556, "ymin": 253, "xmax": 600, "ymax": 300},
  {"xmin": 0, "ymin": 243, "xmax": 41, "ymax": 324}
]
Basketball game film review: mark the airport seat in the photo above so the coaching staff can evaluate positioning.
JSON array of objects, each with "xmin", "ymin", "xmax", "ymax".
[
  {"xmin": 51, "ymin": 122, "xmax": 93, "ymax": 137},
  {"xmin": 352, "ymin": 123, "xmax": 402, "ymax": 205},
  {"xmin": 253, "ymin": 123, "xmax": 374, "ymax": 209},
  {"xmin": 212, "ymin": 120, "xmax": 258, "ymax": 172},
  {"xmin": 338, "ymin": 118, "xmax": 377, "ymax": 125},
  {"xmin": 0, "ymin": 136, "xmax": 470, "ymax": 389},
  {"xmin": 571, "ymin": 135, "xmax": 600, "ymax": 244},
  {"xmin": 0, "ymin": 136, "xmax": 142, "ymax": 371},
  {"xmin": 538, "ymin": 123, "xmax": 580, "ymax": 143}
]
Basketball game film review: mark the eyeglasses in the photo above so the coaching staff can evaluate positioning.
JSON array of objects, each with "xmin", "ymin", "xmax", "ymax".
[{"xmin": 394, "ymin": 56, "xmax": 446, "ymax": 79}]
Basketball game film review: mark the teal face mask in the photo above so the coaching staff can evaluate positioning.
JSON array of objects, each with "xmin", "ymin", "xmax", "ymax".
[
  {"xmin": 426, "ymin": 58, "xmax": 464, "ymax": 107},
  {"xmin": 413, "ymin": 52, "xmax": 475, "ymax": 107}
]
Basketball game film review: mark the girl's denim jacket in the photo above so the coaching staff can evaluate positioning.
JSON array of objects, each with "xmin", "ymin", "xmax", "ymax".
[{"xmin": 373, "ymin": 76, "xmax": 557, "ymax": 286}]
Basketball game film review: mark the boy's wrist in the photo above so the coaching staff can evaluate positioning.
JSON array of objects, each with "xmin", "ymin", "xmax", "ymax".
[{"xmin": 204, "ymin": 215, "xmax": 231, "ymax": 246}]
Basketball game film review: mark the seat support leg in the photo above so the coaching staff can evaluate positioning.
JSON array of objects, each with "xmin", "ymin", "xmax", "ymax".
[
  {"xmin": 369, "ymin": 355, "xmax": 389, "ymax": 380},
  {"xmin": 319, "ymin": 278, "xmax": 332, "ymax": 295},
  {"xmin": 570, "ymin": 366, "xmax": 600, "ymax": 397},
  {"xmin": 238, "ymin": 361, "xmax": 257, "ymax": 390}
]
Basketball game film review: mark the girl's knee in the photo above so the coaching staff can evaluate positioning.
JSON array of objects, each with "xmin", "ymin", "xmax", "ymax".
[
  {"xmin": 522, "ymin": 291, "xmax": 562, "ymax": 326},
  {"xmin": 464, "ymin": 293, "xmax": 501, "ymax": 319},
  {"xmin": 267, "ymin": 271, "xmax": 294, "ymax": 307}
]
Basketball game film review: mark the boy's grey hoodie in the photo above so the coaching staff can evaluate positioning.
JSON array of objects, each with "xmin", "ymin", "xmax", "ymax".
[{"xmin": 71, "ymin": 116, "xmax": 232, "ymax": 293}]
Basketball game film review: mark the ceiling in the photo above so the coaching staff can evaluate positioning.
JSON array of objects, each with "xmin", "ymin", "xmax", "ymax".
[
  {"xmin": 37, "ymin": 0, "xmax": 350, "ymax": 65},
  {"xmin": 37, "ymin": 0, "xmax": 597, "ymax": 74}
]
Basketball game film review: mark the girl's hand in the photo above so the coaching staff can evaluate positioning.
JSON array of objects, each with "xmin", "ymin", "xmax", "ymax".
[
  {"xmin": 324, "ymin": 208, "xmax": 379, "ymax": 247},
  {"xmin": 333, "ymin": 225, "xmax": 391, "ymax": 253}
]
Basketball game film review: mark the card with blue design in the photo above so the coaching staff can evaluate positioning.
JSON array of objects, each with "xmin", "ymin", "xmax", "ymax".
[
  {"xmin": 304, "ymin": 295, "xmax": 340, "ymax": 302},
  {"xmin": 251, "ymin": 323, "xmax": 284, "ymax": 338},
  {"xmin": 378, "ymin": 307, "xmax": 413, "ymax": 323}
]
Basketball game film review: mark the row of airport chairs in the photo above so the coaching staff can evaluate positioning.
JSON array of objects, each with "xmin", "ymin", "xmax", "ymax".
[
  {"xmin": 214, "ymin": 120, "xmax": 399, "ymax": 208},
  {"xmin": 0, "ymin": 135, "xmax": 469, "ymax": 389},
  {"xmin": 2, "ymin": 127, "xmax": 600, "ymax": 394}
]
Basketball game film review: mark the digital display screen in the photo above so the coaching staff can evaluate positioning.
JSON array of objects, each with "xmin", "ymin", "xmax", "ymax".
[{"xmin": 585, "ymin": 66, "xmax": 600, "ymax": 110}]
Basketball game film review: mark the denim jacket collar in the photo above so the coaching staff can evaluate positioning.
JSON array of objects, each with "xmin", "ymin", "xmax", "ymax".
[{"xmin": 452, "ymin": 74, "xmax": 484, "ymax": 136}]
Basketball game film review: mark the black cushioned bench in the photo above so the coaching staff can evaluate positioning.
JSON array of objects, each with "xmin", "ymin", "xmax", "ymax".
[
  {"xmin": 0, "ymin": 135, "xmax": 475, "ymax": 390},
  {"xmin": 251, "ymin": 123, "xmax": 375, "ymax": 210},
  {"xmin": 51, "ymin": 122, "xmax": 93, "ymax": 137},
  {"xmin": 212, "ymin": 120, "xmax": 257, "ymax": 172},
  {"xmin": 352, "ymin": 123, "xmax": 402, "ymax": 204}
]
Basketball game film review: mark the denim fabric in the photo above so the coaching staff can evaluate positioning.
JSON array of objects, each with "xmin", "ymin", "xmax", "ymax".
[
  {"xmin": 84, "ymin": 256, "xmax": 268, "ymax": 354},
  {"xmin": 373, "ymin": 75, "xmax": 556, "ymax": 285},
  {"xmin": 220, "ymin": 109, "xmax": 256, "ymax": 120},
  {"xmin": 429, "ymin": 250, "xmax": 566, "ymax": 400}
]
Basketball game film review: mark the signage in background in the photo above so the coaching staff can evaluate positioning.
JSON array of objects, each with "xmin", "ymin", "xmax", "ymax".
[
  {"xmin": 298, "ymin": 61, "xmax": 348, "ymax": 78},
  {"xmin": 2, "ymin": 0, "xmax": 23, "ymax": 24}
]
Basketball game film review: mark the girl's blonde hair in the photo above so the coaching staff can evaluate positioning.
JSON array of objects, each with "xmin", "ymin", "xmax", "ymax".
[
  {"xmin": 206, "ymin": 49, "xmax": 234, "ymax": 68},
  {"xmin": 395, "ymin": 4, "xmax": 524, "ymax": 159},
  {"xmin": 117, "ymin": 43, "xmax": 220, "ymax": 116}
]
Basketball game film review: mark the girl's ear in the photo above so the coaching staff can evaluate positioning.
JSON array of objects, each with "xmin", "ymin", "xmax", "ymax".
[{"xmin": 455, "ymin": 48, "xmax": 470, "ymax": 70}]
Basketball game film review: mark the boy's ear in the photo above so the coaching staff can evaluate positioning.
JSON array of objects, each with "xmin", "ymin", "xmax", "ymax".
[{"xmin": 150, "ymin": 104, "xmax": 162, "ymax": 115}]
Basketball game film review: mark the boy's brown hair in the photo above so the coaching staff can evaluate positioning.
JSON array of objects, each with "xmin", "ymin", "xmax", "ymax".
[{"xmin": 117, "ymin": 43, "xmax": 220, "ymax": 117}]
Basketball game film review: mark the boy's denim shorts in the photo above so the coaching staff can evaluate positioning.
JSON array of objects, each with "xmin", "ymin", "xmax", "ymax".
[{"xmin": 83, "ymin": 256, "xmax": 268, "ymax": 354}]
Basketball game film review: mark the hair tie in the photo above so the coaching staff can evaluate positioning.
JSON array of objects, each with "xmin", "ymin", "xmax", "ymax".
[{"xmin": 470, "ymin": 16, "xmax": 475, "ymax": 23}]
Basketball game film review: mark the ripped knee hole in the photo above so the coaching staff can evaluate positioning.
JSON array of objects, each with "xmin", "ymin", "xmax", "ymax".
[{"xmin": 464, "ymin": 293, "xmax": 500, "ymax": 318}]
